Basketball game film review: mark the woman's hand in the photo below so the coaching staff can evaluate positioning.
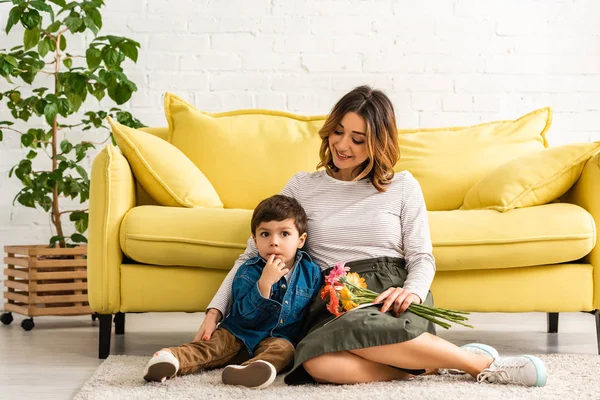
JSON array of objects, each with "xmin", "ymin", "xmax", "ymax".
[
  {"xmin": 374, "ymin": 287, "xmax": 421, "ymax": 317},
  {"xmin": 193, "ymin": 308, "xmax": 222, "ymax": 342}
]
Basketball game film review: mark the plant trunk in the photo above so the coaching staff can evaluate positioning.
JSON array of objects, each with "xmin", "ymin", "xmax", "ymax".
[{"xmin": 51, "ymin": 39, "xmax": 65, "ymax": 248}]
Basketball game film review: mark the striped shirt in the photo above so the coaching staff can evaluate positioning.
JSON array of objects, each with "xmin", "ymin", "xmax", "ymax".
[{"xmin": 207, "ymin": 169, "xmax": 436, "ymax": 316}]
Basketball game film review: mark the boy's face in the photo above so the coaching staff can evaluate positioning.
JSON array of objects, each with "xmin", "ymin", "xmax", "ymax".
[{"xmin": 253, "ymin": 218, "xmax": 307, "ymax": 267}]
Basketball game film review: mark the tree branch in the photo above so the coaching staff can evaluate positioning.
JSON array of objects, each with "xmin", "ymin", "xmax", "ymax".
[
  {"xmin": 2, "ymin": 127, "xmax": 26, "ymax": 135},
  {"xmin": 58, "ymin": 209, "xmax": 88, "ymax": 216}
]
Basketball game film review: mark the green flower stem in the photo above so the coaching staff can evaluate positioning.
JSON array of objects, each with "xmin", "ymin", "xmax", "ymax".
[{"xmin": 407, "ymin": 307, "xmax": 451, "ymax": 329}]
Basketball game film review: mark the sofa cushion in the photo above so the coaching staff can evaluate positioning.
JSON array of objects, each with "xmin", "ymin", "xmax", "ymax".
[
  {"xmin": 461, "ymin": 142, "xmax": 600, "ymax": 212},
  {"xmin": 164, "ymin": 93, "xmax": 327, "ymax": 209},
  {"xmin": 120, "ymin": 203, "xmax": 594, "ymax": 272},
  {"xmin": 108, "ymin": 117, "xmax": 223, "ymax": 208},
  {"xmin": 395, "ymin": 108, "xmax": 551, "ymax": 211},
  {"xmin": 430, "ymin": 203, "xmax": 595, "ymax": 271}
]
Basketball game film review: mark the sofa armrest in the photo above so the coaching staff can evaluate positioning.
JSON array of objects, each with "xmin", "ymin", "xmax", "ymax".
[
  {"xmin": 563, "ymin": 153, "xmax": 600, "ymax": 309},
  {"xmin": 87, "ymin": 144, "xmax": 136, "ymax": 314}
]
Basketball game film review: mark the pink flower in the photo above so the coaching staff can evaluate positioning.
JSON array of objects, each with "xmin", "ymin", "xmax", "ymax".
[{"xmin": 325, "ymin": 262, "xmax": 350, "ymax": 286}]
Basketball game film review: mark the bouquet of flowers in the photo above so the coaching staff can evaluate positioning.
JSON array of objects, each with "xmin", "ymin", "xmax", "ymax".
[{"xmin": 321, "ymin": 262, "xmax": 474, "ymax": 329}]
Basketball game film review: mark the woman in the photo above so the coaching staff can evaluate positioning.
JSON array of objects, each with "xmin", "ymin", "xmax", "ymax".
[{"xmin": 196, "ymin": 86, "xmax": 547, "ymax": 387}]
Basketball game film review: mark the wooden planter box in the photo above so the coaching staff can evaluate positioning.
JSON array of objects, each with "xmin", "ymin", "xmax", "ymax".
[{"xmin": 3, "ymin": 245, "xmax": 91, "ymax": 318}]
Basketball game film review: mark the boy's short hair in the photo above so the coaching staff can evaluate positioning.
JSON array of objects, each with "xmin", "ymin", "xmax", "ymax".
[{"xmin": 251, "ymin": 195, "xmax": 307, "ymax": 236}]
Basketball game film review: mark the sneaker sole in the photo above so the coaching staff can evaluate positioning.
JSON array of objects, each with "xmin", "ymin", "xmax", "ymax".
[
  {"xmin": 523, "ymin": 355, "xmax": 548, "ymax": 387},
  {"xmin": 222, "ymin": 360, "xmax": 276, "ymax": 389},
  {"xmin": 144, "ymin": 362, "xmax": 177, "ymax": 383}
]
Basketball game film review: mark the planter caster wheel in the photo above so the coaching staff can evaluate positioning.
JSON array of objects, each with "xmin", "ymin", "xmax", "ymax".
[
  {"xmin": 1, "ymin": 312, "xmax": 13, "ymax": 325},
  {"xmin": 21, "ymin": 318, "xmax": 34, "ymax": 331}
]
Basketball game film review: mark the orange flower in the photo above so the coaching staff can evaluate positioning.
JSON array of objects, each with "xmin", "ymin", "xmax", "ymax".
[
  {"xmin": 320, "ymin": 284, "xmax": 331, "ymax": 300},
  {"xmin": 345, "ymin": 272, "xmax": 366, "ymax": 289},
  {"xmin": 340, "ymin": 286, "xmax": 358, "ymax": 311},
  {"xmin": 326, "ymin": 285, "xmax": 342, "ymax": 316}
]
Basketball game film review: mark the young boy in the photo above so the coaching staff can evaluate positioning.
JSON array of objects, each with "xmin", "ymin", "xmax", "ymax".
[{"xmin": 144, "ymin": 195, "xmax": 323, "ymax": 389}]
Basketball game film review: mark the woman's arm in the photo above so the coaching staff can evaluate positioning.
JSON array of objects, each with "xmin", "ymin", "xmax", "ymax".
[
  {"xmin": 400, "ymin": 172, "xmax": 436, "ymax": 303},
  {"xmin": 206, "ymin": 236, "xmax": 258, "ymax": 317}
]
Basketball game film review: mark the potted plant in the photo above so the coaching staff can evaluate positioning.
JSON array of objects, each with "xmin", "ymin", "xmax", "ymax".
[{"xmin": 0, "ymin": 0, "xmax": 144, "ymax": 330}]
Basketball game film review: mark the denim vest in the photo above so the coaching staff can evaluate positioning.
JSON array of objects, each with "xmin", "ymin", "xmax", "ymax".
[{"xmin": 219, "ymin": 250, "xmax": 323, "ymax": 356}]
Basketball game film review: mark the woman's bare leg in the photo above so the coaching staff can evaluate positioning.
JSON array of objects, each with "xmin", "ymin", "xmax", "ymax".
[
  {"xmin": 349, "ymin": 333, "xmax": 492, "ymax": 378},
  {"xmin": 303, "ymin": 349, "xmax": 412, "ymax": 384},
  {"xmin": 304, "ymin": 333, "xmax": 493, "ymax": 384}
]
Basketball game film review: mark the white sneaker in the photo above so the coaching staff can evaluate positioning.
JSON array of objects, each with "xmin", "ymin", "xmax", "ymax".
[
  {"xmin": 440, "ymin": 343, "xmax": 499, "ymax": 375},
  {"xmin": 143, "ymin": 351, "xmax": 180, "ymax": 383},
  {"xmin": 477, "ymin": 355, "xmax": 547, "ymax": 387}
]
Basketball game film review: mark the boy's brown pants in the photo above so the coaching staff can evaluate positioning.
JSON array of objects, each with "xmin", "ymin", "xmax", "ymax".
[{"xmin": 167, "ymin": 328, "xmax": 295, "ymax": 376}]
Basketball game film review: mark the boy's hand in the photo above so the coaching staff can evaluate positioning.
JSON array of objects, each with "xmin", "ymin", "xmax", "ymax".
[
  {"xmin": 193, "ymin": 308, "xmax": 222, "ymax": 342},
  {"xmin": 257, "ymin": 254, "xmax": 289, "ymax": 298}
]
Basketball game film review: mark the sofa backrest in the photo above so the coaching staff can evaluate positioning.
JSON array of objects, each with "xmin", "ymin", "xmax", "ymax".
[{"xmin": 138, "ymin": 104, "xmax": 551, "ymax": 211}]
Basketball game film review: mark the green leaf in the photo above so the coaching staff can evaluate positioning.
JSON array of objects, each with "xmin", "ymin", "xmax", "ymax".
[
  {"xmin": 70, "ymin": 211, "xmax": 88, "ymax": 233},
  {"xmin": 6, "ymin": 6, "xmax": 22, "ymax": 34},
  {"xmin": 44, "ymin": 102, "xmax": 58, "ymax": 125},
  {"xmin": 102, "ymin": 47, "xmax": 119, "ymax": 66},
  {"xmin": 37, "ymin": 39, "xmax": 50, "ymax": 57},
  {"xmin": 30, "ymin": 1, "xmax": 53, "ymax": 13},
  {"xmin": 113, "ymin": 82, "xmax": 132, "ymax": 105},
  {"xmin": 38, "ymin": 195, "xmax": 52, "ymax": 212},
  {"xmin": 83, "ymin": 16, "xmax": 98, "ymax": 35},
  {"xmin": 85, "ymin": 47, "xmax": 101, "ymax": 69},
  {"xmin": 71, "ymin": 233, "xmax": 87, "ymax": 243},
  {"xmin": 63, "ymin": 57, "xmax": 72, "ymax": 69},
  {"xmin": 60, "ymin": 139, "xmax": 72, "ymax": 153},
  {"xmin": 0, "ymin": 130, "xmax": 3, "ymax": 141},
  {"xmin": 47, "ymin": 20, "xmax": 61, "ymax": 32},
  {"xmin": 64, "ymin": 15, "xmax": 83, "ymax": 33},
  {"xmin": 26, "ymin": 150, "xmax": 37, "ymax": 159},
  {"xmin": 24, "ymin": 28, "xmax": 41, "ymax": 50},
  {"xmin": 120, "ymin": 42, "xmax": 138, "ymax": 62},
  {"xmin": 17, "ymin": 192, "xmax": 35, "ymax": 208},
  {"xmin": 21, "ymin": 133, "xmax": 34, "ymax": 147},
  {"xmin": 57, "ymin": 98, "xmax": 70, "ymax": 116},
  {"xmin": 67, "ymin": 92, "xmax": 82, "ymax": 111},
  {"xmin": 4, "ymin": 55, "xmax": 19, "ymax": 67},
  {"xmin": 49, "ymin": 235, "xmax": 65, "ymax": 248},
  {"xmin": 21, "ymin": 10, "xmax": 42, "ymax": 29},
  {"xmin": 75, "ymin": 165, "xmax": 89, "ymax": 182},
  {"xmin": 60, "ymin": 35, "xmax": 66, "ymax": 51},
  {"xmin": 87, "ymin": 7, "xmax": 102, "ymax": 29},
  {"xmin": 48, "ymin": 0, "xmax": 67, "ymax": 7}
]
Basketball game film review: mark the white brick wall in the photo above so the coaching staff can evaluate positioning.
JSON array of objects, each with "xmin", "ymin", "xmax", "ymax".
[{"xmin": 1, "ymin": 0, "xmax": 600, "ymax": 287}]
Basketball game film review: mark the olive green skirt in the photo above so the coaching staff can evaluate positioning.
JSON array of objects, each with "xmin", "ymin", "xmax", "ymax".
[{"xmin": 284, "ymin": 256, "xmax": 436, "ymax": 385}]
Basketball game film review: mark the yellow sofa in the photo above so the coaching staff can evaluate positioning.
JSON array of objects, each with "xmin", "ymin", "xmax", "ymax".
[{"xmin": 88, "ymin": 99, "xmax": 600, "ymax": 359}]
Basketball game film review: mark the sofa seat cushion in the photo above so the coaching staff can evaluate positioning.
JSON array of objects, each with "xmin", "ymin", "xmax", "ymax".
[
  {"xmin": 120, "ymin": 203, "xmax": 595, "ymax": 273},
  {"xmin": 120, "ymin": 206, "xmax": 252, "ymax": 270},
  {"xmin": 431, "ymin": 203, "xmax": 595, "ymax": 272}
]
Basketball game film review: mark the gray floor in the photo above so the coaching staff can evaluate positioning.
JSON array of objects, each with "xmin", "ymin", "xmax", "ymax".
[{"xmin": 0, "ymin": 311, "xmax": 598, "ymax": 400}]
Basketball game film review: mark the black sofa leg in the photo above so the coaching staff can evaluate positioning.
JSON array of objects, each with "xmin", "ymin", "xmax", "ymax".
[
  {"xmin": 114, "ymin": 312, "xmax": 125, "ymax": 335},
  {"xmin": 595, "ymin": 310, "xmax": 599, "ymax": 355},
  {"xmin": 547, "ymin": 312, "xmax": 559, "ymax": 333},
  {"xmin": 99, "ymin": 314, "xmax": 112, "ymax": 359}
]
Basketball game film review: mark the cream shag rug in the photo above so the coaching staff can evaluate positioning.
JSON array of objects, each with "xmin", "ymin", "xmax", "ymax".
[{"xmin": 74, "ymin": 354, "xmax": 600, "ymax": 400}]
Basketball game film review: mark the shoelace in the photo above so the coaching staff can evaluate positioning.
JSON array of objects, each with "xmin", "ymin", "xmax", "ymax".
[{"xmin": 477, "ymin": 359, "xmax": 530, "ymax": 384}]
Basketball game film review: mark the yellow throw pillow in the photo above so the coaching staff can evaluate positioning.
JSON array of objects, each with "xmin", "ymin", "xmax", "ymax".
[
  {"xmin": 107, "ymin": 117, "xmax": 223, "ymax": 208},
  {"xmin": 165, "ymin": 93, "xmax": 327, "ymax": 209},
  {"xmin": 395, "ymin": 108, "xmax": 551, "ymax": 211},
  {"xmin": 460, "ymin": 142, "xmax": 600, "ymax": 212}
]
